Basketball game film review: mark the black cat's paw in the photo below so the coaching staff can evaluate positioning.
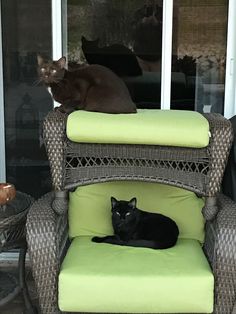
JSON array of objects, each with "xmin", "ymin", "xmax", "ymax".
[{"xmin": 92, "ymin": 236, "xmax": 104, "ymax": 243}]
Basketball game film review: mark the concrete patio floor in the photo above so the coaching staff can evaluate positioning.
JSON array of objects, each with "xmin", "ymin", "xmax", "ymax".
[{"xmin": 0, "ymin": 265, "xmax": 39, "ymax": 314}]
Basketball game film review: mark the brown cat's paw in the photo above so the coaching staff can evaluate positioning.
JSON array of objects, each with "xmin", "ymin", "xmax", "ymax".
[
  {"xmin": 62, "ymin": 106, "xmax": 76, "ymax": 114},
  {"xmin": 54, "ymin": 105, "xmax": 65, "ymax": 113}
]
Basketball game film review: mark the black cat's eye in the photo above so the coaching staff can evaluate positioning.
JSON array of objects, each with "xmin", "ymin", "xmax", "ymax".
[
  {"xmin": 115, "ymin": 211, "xmax": 120, "ymax": 216},
  {"xmin": 125, "ymin": 212, "xmax": 131, "ymax": 216}
]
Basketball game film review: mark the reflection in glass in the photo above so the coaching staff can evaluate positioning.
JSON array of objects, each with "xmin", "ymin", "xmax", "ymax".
[
  {"xmin": 171, "ymin": 0, "xmax": 228, "ymax": 113},
  {"xmin": 1, "ymin": 0, "xmax": 53, "ymax": 197},
  {"xmin": 67, "ymin": 0, "xmax": 163, "ymax": 108}
]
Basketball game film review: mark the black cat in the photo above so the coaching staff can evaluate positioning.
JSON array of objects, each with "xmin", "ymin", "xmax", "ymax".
[
  {"xmin": 132, "ymin": 3, "xmax": 162, "ymax": 62},
  {"xmin": 37, "ymin": 55, "xmax": 136, "ymax": 114},
  {"xmin": 81, "ymin": 36, "xmax": 142, "ymax": 77},
  {"xmin": 92, "ymin": 197, "xmax": 179, "ymax": 249}
]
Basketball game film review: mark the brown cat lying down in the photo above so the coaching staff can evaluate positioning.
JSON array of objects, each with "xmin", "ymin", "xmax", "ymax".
[{"xmin": 37, "ymin": 56, "xmax": 137, "ymax": 114}]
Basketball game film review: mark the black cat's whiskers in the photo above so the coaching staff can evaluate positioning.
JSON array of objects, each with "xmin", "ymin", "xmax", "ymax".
[{"xmin": 36, "ymin": 77, "xmax": 63, "ymax": 86}]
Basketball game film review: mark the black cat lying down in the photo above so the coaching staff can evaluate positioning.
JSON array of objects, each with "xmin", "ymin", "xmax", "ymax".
[{"xmin": 92, "ymin": 197, "xmax": 179, "ymax": 249}]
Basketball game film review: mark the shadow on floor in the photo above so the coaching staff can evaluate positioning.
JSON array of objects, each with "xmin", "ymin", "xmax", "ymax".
[{"xmin": 0, "ymin": 266, "xmax": 39, "ymax": 314}]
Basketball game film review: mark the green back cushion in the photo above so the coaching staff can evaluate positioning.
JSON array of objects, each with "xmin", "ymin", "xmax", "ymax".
[
  {"xmin": 69, "ymin": 181, "xmax": 205, "ymax": 242},
  {"xmin": 59, "ymin": 237, "xmax": 214, "ymax": 313},
  {"xmin": 67, "ymin": 109, "xmax": 210, "ymax": 148}
]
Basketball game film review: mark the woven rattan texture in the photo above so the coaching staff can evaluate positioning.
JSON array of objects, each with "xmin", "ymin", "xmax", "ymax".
[
  {"xmin": 43, "ymin": 110, "xmax": 233, "ymax": 198},
  {"xmin": 43, "ymin": 110, "xmax": 68, "ymax": 190},
  {"xmin": 0, "ymin": 192, "xmax": 34, "ymax": 250},
  {"xmin": 64, "ymin": 141, "xmax": 209, "ymax": 195},
  {"xmin": 28, "ymin": 110, "xmax": 235, "ymax": 313},
  {"xmin": 211, "ymin": 194, "xmax": 236, "ymax": 314},
  {"xmin": 26, "ymin": 192, "xmax": 236, "ymax": 314},
  {"xmin": 203, "ymin": 114, "xmax": 233, "ymax": 196},
  {"xmin": 26, "ymin": 192, "xmax": 68, "ymax": 314}
]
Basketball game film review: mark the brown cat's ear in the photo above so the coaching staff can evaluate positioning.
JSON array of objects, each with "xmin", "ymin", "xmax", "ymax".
[
  {"xmin": 128, "ymin": 198, "xmax": 137, "ymax": 209},
  {"xmin": 37, "ymin": 54, "xmax": 44, "ymax": 66},
  {"xmin": 111, "ymin": 197, "xmax": 117, "ymax": 209},
  {"xmin": 57, "ymin": 56, "xmax": 66, "ymax": 69}
]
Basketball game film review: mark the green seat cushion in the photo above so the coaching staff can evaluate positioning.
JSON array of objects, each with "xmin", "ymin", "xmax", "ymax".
[
  {"xmin": 69, "ymin": 181, "xmax": 205, "ymax": 242},
  {"xmin": 66, "ymin": 109, "xmax": 210, "ymax": 148},
  {"xmin": 58, "ymin": 237, "xmax": 214, "ymax": 313}
]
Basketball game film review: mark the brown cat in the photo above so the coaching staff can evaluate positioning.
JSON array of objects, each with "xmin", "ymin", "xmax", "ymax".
[{"xmin": 37, "ymin": 56, "xmax": 137, "ymax": 114}]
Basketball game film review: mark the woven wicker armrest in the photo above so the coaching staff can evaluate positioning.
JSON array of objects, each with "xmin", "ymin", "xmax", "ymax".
[
  {"xmin": 26, "ymin": 192, "xmax": 69, "ymax": 314},
  {"xmin": 204, "ymin": 193, "xmax": 236, "ymax": 314},
  {"xmin": 216, "ymin": 194, "xmax": 236, "ymax": 259}
]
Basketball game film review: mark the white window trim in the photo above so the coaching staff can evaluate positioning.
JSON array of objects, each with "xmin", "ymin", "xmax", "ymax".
[
  {"xmin": 161, "ymin": 0, "xmax": 173, "ymax": 110},
  {"xmin": 0, "ymin": 2, "xmax": 6, "ymax": 182},
  {"xmin": 52, "ymin": 0, "xmax": 63, "ymax": 60},
  {"xmin": 224, "ymin": 0, "xmax": 236, "ymax": 118},
  {"xmin": 52, "ymin": 0, "xmax": 63, "ymax": 108}
]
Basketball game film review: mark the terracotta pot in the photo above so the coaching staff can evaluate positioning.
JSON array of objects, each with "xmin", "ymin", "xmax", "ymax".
[{"xmin": 0, "ymin": 183, "xmax": 16, "ymax": 205}]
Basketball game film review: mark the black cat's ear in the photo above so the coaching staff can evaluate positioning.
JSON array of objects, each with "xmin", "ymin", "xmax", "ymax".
[
  {"xmin": 128, "ymin": 198, "xmax": 137, "ymax": 209},
  {"xmin": 57, "ymin": 57, "xmax": 66, "ymax": 69},
  {"xmin": 37, "ymin": 54, "xmax": 44, "ymax": 66},
  {"xmin": 111, "ymin": 197, "xmax": 117, "ymax": 209}
]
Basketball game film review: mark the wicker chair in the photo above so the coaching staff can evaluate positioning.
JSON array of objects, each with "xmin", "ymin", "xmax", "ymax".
[{"xmin": 26, "ymin": 109, "xmax": 236, "ymax": 314}]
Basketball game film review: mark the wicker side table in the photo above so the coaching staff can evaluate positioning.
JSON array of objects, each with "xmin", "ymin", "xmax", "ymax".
[{"xmin": 0, "ymin": 191, "xmax": 36, "ymax": 313}]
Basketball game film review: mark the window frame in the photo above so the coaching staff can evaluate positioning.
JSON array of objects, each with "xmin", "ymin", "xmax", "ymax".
[
  {"xmin": 0, "ymin": 2, "xmax": 6, "ymax": 182},
  {"xmin": 161, "ymin": 0, "xmax": 173, "ymax": 110},
  {"xmin": 224, "ymin": 0, "xmax": 236, "ymax": 118}
]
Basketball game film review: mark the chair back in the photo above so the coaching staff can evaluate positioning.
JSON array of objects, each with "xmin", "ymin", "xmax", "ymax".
[{"xmin": 43, "ymin": 110, "xmax": 233, "ymax": 219}]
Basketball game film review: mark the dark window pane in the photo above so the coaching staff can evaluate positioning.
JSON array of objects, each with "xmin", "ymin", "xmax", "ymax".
[
  {"xmin": 67, "ymin": 0, "xmax": 163, "ymax": 109},
  {"xmin": 2, "ymin": 0, "xmax": 53, "ymax": 198},
  {"xmin": 171, "ymin": 0, "xmax": 228, "ymax": 113}
]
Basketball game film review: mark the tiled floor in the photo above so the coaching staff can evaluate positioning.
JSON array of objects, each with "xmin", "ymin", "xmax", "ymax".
[{"xmin": 0, "ymin": 266, "xmax": 38, "ymax": 314}]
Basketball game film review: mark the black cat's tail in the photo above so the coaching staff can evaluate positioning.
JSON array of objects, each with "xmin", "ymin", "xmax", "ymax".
[{"xmin": 92, "ymin": 238, "xmax": 178, "ymax": 250}]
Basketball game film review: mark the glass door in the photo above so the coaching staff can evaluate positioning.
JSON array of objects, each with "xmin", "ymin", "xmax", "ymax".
[
  {"xmin": 170, "ymin": 0, "xmax": 228, "ymax": 114},
  {"xmin": 0, "ymin": 0, "xmax": 235, "ymax": 195},
  {"xmin": 65, "ymin": 0, "xmax": 163, "ymax": 109},
  {"xmin": 1, "ymin": 0, "xmax": 53, "ymax": 197}
]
